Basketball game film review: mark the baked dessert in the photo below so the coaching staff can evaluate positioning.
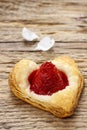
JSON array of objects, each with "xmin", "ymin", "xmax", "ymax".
[{"xmin": 8, "ymin": 56, "xmax": 84, "ymax": 118}]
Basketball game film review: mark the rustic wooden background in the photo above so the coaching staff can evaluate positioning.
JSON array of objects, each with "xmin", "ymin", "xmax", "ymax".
[{"xmin": 0, "ymin": 0, "xmax": 87, "ymax": 129}]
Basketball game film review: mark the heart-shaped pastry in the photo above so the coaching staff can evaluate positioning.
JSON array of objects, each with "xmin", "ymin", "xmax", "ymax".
[{"xmin": 9, "ymin": 56, "xmax": 84, "ymax": 118}]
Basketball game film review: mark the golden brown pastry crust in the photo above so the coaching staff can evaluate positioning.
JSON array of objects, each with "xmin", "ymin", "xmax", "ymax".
[{"xmin": 8, "ymin": 56, "xmax": 84, "ymax": 118}]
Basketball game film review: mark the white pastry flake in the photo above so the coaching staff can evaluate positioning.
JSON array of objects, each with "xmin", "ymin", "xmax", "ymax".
[
  {"xmin": 35, "ymin": 37, "xmax": 55, "ymax": 51},
  {"xmin": 22, "ymin": 27, "xmax": 39, "ymax": 41}
]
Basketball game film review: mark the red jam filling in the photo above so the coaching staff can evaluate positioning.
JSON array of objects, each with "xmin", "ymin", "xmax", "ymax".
[{"xmin": 28, "ymin": 62, "xmax": 69, "ymax": 95}]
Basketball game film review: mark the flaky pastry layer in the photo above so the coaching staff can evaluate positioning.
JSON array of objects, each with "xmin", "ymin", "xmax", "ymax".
[{"xmin": 8, "ymin": 56, "xmax": 84, "ymax": 118}]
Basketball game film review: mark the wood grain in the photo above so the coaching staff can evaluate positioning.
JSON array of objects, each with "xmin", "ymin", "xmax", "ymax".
[{"xmin": 0, "ymin": 0, "xmax": 87, "ymax": 129}]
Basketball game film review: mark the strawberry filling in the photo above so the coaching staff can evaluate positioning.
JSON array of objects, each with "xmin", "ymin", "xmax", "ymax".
[{"xmin": 28, "ymin": 62, "xmax": 69, "ymax": 95}]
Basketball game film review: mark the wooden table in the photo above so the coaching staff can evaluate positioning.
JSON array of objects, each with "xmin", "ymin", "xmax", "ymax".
[{"xmin": 0, "ymin": 0, "xmax": 87, "ymax": 129}]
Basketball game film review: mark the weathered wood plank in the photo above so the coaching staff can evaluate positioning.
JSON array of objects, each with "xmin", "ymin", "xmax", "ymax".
[
  {"xmin": 0, "ymin": 0, "xmax": 87, "ymax": 21},
  {"xmin": 0, "ymin": 0, "xmax": 87, "ymax": 42},
  {"xmin": 0, "ymin": 21, "xmax": 87, "ymax": 42},
  {"xmin": 0, "ymin": 42, "xmax": 87, "ymax": 51}
]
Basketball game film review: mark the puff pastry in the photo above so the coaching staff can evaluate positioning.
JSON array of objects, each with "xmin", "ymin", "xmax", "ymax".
[{"xmin": 8, "ymin": 56, "xmax": 84, "ymax": 118}]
